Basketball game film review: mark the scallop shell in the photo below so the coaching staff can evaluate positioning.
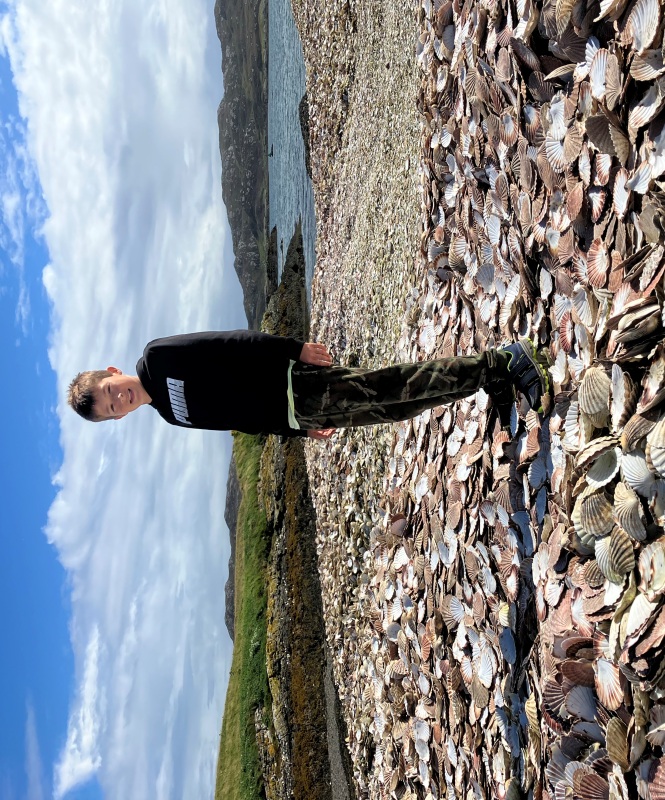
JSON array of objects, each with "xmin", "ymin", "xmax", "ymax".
[
  {"xmin": 545, "ymin": 136, "xmax": 566, "ymax": 173},
  {"xmin": 585, "ymin": 558, "xmax": 605, "ymax": 588},
  {"xmin": 595, "ymin": 535, "xmax": 622, "ymax": 583},
  {"xmin": 614, "ymin": 481, "xmax": 647, "ymax": 541},
  {"xmin": 579, "ymin": 367, "xmax": 611, "ymax": 422},
  {"xmin": 647, "ymin": 415, "xmax": 665, "ymax": 477},
  {"xmin": 647, "ymin": 706, "xmax": 665, "ymax": 747},
  {"xmin": 613, "ymin": 168, "xmax": 630, "ymax": 219},
  {"xmin": 419, "ymin": 322, "xmax": 437, "ymax": 355},
  {"xmin": 500, "ymin": 112, "xmax": 519, "ymax": 147},
  {"xmin": 649, "ymin": 758, "xmax": 665, "ymax": 800},
  {"xmin": 560, "ymin": 311, "xmax": 574, "ymax": 352},
  {"xmin": 564, "ymin": 125, "xmax": 584, "ymax": 163},
  {"xmin": 622, "ymin": 413, "xmax": 657, "ymax": 452},
  {"xmin": 589, "ymin": 48, "xmax": 608, "ymax": 101},
  {"xmin": 622, "ymin": 449, "xmax": 656, "ymax": 497},
  {"xmin": 576, "ymin": 435, "xmax": 619, "ymax": 470},
  {"xmin": 586, "ymin": 447, "xmax": 622, "ymax": 488},
  {"xmin": 595, "ymin": 152, "xmax": 613, "ymax": 187},
  {"xmin": 572, "ymin": 287, "xmax": 596, "ymax": 328},
  {"xmin": 565, "ymin": 685, "xmax": 597, "ymax": 722},
  {"xmin": 611, "ymin": 365, "xmax": 637, "ymax": 433},
  {"xmin": 595, "ymin": 658, "xmax": 624, "ymax": 710},
  {"xmin": 606, "ymin": 716, "xmax": 630, "ymax": 771},
  {"xmin": 631, "ymin": 50, "xmax": 665, "ymax": 82},
  {"xmin": 588, "ymin": 186, "xmax": 606, "ymax": 223},
  {"xmin": 626, "ymin": 0, "xmax": 659, "ymax": 53},
  {"xmin": 580, "ymin": 490, "xmax": 614, "ymax": 537},
  {"xmin": 441, "ymin": 594, "xmax": 465, "ymax": 628},
  {"xmin": 609, "ymin": 525, "xmax": 635, "ymax": 577},
  {"xmin": 638, "ymin": 540, "xmax": 665, "ymax": 601},
  {"xmin": 561, "ymin": 658, "xmax": 595, "ymax": 687},
  {"xmin": 567, "ymin": 179, "xmax": 584, "ymax": 219},
  {"xmin": 626, "ymin": 160, "xmax": 653, "ymax": 195},
  {"xmin": 629, "ymin": 84, "xmax": 663, "ymax": 138},
  {"xmin": 586, "ymin": 239, "xmax": 609, "ymax": 288},
  {"xmin": 605, "ymin": 53, "xmax": 622, "ymax": 111}
]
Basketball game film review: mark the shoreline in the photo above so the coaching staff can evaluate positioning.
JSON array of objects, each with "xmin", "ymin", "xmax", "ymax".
[{"xmin": 293, "ymin": 0, "xmax": 665, "ymax": 798}]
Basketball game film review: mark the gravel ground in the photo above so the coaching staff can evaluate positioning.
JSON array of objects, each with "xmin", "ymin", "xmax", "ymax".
[{"xmin": 290, "ymin": 0, "xmax": 424, "ymax": 795}]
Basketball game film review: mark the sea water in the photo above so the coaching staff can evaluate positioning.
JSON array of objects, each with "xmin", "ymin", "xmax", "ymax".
[{"xmin": 268, "ymin": 0, "xmax": 317, "ymax": 298}]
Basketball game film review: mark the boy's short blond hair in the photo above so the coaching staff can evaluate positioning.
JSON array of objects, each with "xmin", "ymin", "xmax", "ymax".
[{"xmin": 67, "ymin": 370, "xmax": 112, "ymax": 421}]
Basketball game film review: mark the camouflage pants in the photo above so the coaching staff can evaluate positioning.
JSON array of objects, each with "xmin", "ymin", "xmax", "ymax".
[{"xmin": 291, "ymin": 348, "xmax": 510, "ymax": 430}]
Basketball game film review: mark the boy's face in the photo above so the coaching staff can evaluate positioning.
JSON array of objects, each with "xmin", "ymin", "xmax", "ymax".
[{"xmin": 93, "ymin": 367, "xmax": 148, "ymax": 421}]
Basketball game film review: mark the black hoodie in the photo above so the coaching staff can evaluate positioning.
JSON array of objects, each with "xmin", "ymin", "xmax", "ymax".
[{"xmin": 136, "ymin": 330, "xmax": 306, "ymax": 436}]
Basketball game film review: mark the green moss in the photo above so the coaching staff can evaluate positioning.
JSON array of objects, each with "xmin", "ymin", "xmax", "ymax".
[
  {"xmin": 215, "ymin": 432, "xmax": 271, "ymax": 800},
  {"xmin": 283, "ymin": 440, "xmax": 332, "ymax": 800}
]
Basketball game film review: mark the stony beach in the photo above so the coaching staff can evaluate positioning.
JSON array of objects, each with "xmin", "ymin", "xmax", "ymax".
[{"xmin": 291, "ymin": 0, "xmax": 665, "ymax": 798}]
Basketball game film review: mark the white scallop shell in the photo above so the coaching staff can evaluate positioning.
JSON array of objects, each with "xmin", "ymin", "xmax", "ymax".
[
  {"xmin": 646, "ymin": 415, "xmax": 665, "ymax": 477},
  {"xmin": 638, "ymin": 541, "xmax": 665, "ymax": 601},
  {"xmin": 626, "ymin": 161, "xmax": 653, "ymax": 195},
  {"xmin": 622, "ymin": 449, "xmax": 656, "ymax": 497},
  {"xmin": 589, "ymin": 49, "xmax": 608, "ymax": 101},
  {"xmin": 613, "ymin": 168, "xmax": 630, "ymax": 220},
  {"xmin": 626, "ymin": 0, "xmax": 660, "ymax": 53},
  {"xmin": 572, "ymin": 287, "xmax": 596, "ymax": 328},
  {"xmin": 586, "ymin": 447, "xmax": 622, "ymax": 489},
  {"xmin": 614, "ymin": 481, "xmax": 647, "ymax": 541}
]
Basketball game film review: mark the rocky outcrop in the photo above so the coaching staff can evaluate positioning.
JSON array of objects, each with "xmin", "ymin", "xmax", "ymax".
[
  {"xmin": 223, "ymin": 455, "xmax": 240, "ymax": 641},
  {"xmin": 214, "ymin": 0, "xmax": 270, "ymax": 330}
]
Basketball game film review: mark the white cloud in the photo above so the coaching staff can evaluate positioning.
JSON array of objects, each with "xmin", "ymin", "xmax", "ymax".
[
  {"xmin": 3, "ymin": 0, "xmax": 248, "ymax": 798},
  {"xmin": 0, "ymin": 113, "xmax": 45, "ymax": 330},
  {"xmin": 25, "ymin": 701, "xmax": 46, "ymax": 800}
]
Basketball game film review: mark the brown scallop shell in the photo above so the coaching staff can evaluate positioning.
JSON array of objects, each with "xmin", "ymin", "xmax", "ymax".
[
  {"xmin": 580, "ymin": 491, "xmax": 614, "ymax": 538},
  {"xmin": 595, "ymin": 535, "xmax": 621, "ymax": 583},
  {"xmin": 575, "ymin": 435, "xmax": 620, "ymax": 470},
  {"xmin": 567, "ymin": 180, "xmax": 584, "ymax": 220},
  {"xmin": 606, "ymin": 716, "xmax": 630, "ymax": 771},
  {"xmin": 561, "ymin": 658, "xmax": 595, "ymax": 687},
  {"xmin": 609, "ymin": 525, "xmax": 635, "ymax": 576},
  {"xmin": 500, "ymin": 112, "xmax": 519, "ymax": 147},
  {"xmin": 621, "ymin": 412, "xmax": 657, "ymax": 452},
  {"xmin": 648, "ymin": 758, "xmax": 665, "ymax": 800},
  {"xmin": 560, "ymin": 312, "xmax": 574, "ymax": 354}
]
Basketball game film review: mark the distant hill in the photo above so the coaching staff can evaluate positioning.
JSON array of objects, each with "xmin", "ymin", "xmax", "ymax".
[{"xmin": 214, "ymin": 0, "xmax": 270, "ymax": 330}]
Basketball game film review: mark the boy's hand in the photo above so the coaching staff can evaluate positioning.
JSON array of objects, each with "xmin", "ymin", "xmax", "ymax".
[
  {"xmin": 299, "ymin": 342, "xmax": 333, "ymax": 366},
  {"xmin": 307, "ymin": 428, "xmax": 335, "ymax": 440}
]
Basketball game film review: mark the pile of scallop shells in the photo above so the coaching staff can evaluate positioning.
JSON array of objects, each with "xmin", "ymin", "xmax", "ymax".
[{"xmin": 359, "ymin": 0, "xmax": 665, "ymax": 797}]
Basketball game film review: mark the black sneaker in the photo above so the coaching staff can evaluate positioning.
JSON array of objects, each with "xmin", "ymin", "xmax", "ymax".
[
  {"xmin": 487, "ymin": 380, "xmax": 515, "ymax": 430},
  {"xmin": 501, "ymin": 339, "xmax": 550, "ymax": 413}
]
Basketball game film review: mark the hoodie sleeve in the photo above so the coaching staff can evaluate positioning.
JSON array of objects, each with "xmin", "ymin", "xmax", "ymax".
[{"xmin": 142, "ymin": 330, "xmax": 305, "ymax": 373}]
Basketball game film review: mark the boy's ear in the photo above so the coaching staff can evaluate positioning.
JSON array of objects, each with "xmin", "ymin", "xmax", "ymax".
[{"xmin": 107, "ymin": 366, "xmax": 123, "ymax": 375}]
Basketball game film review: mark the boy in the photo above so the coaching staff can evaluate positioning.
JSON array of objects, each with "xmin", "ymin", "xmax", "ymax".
[{"xmin": 67, "ymin": 330, "xmax": 549, "ymax": 438}]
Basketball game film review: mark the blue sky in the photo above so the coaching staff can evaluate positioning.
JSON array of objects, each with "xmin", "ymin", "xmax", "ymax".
[{"xmin": 0, "ymin": 1, "xmax": 245, "ymax": 797}]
